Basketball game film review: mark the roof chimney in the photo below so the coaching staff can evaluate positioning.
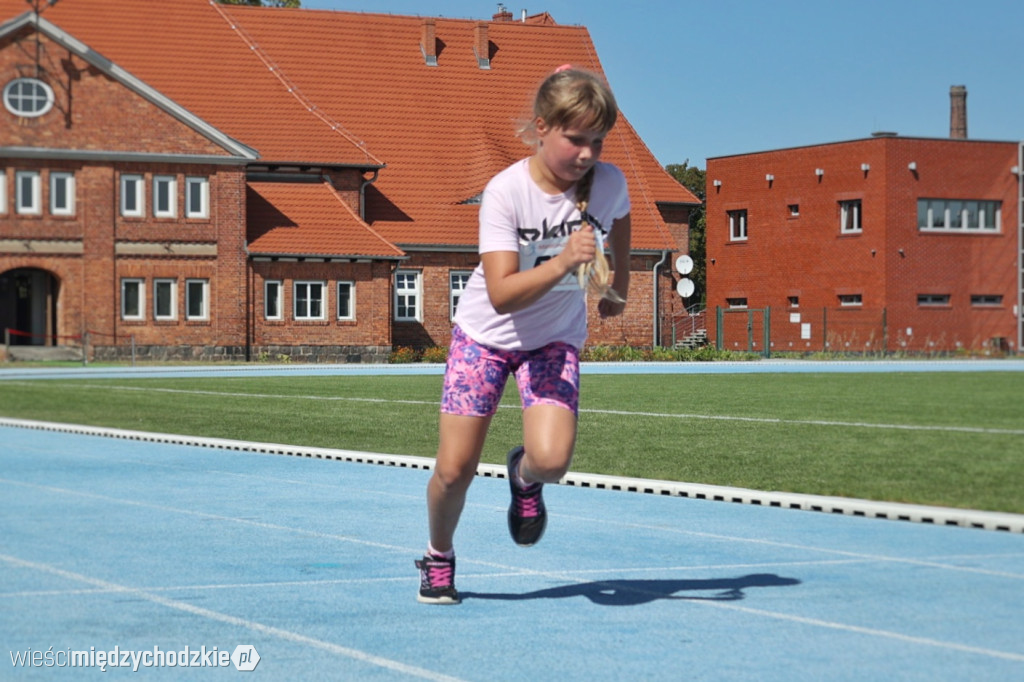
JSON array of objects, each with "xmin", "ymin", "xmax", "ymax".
[
  {"xmin": 493, "ymin": 4, "xmax": 514, "ymax": 21},
  {"xmin": 949, "ymin": 85, "xmax": 967, "ymax": 139},
  {"xmin": 421, "ymin": 18, "xmax": 438, "ymax": 66},
  {"xmin": 474, "ymin": 22, "xmax": 490, "ymax": 69}
]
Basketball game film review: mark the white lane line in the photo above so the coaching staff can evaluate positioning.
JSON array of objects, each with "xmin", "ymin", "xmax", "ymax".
[
  {"xmin": 0, "ymin": 553, "xmax": 467, "ymax": 682},
  {"xmin": 5, "ymin": 477, "xmax": 1024, "ymax": 663},
  {"xmin": 13, "ymin": 381, "xmax": 1024, "ymax": 436}
]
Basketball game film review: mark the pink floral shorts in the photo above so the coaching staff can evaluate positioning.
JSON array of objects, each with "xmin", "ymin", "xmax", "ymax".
[{"xmin": 441, "ymin": 325, "xmax": 580, "ymax": 417}]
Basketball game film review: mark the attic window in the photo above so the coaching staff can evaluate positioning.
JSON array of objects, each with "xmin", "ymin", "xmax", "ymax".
[{"xmin": 3, "ymin": 78, "xmax": 55, "ymax": 118}]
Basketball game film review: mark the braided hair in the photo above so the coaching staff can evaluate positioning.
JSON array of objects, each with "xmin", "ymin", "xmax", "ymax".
[{"xmin": 575, "ymin": 167, "xmax": 625, "ymax": 303}]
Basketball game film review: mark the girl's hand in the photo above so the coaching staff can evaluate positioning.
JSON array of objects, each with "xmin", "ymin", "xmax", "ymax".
[
  {"xmin": 598, "ymin": 297, "xmax": 626, "ymax": 319},
  {"xmin": 558, "ymin": 225, "xmax": 597, "ymax": 272}
]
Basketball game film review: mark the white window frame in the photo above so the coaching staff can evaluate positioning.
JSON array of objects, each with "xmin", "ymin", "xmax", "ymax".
[
  {"xmin": 121, "ymin": 278, "xmax": 145, "ymax": 320},
  {"xmin": 3, "ymin": 78, "xmax": 55, "ymax": 118},
  {"xmin": 394, "ymin": 270, "xmax": 422, "ymax": 322},
  {"xmin": 185, "ymin": 176, "xmax": 209, "ymax": 219},
  {"xmin": 49, "ymin": 171, "xmax": 75, "ymax": 216},
  {"xmin": 838, "ymin": 294, "xmax": 863, "ymax": 307},
  {"xmin": 294, "ymin": 280, "xmax": 326, "ymax": 320},
  {"xmin": 153, "ymin": 278, "xmax": 177, "ymax": 320},
  {"xmin": 449, "ymin": 271, "xmax": 471, "ymax": 320},
  {"xmin": 919, "ymin": 199, "xmax": 1000, "ymax": 232},
  {"xmin": 185, "ymin": 279, "xmax": 209, "ymax": 320},
  {"xmin": 153, "ymin": 175, "xmax": 177, "ymax": 218},
  {"xmin": 0, "ymin": 169, "xmax": 6, "ymax": 214},
  {"xmin": 728, "ymin": 209, "xmax": 747, "ymax": 242},
  {"xmin": 121, "ymin": 174, "xmax": 144, "ymax": 217},
  {"xmin": 336, "ymin": 281, "xmax": 355, "ymax": 321},
  {"xmin": 264, "ymin": 280, "xmax": 282, "ymax": 320},
  {"xmin": 840, "ymin": 199, "xmax": 862, "ymax": 234},
  {"xmin": 15, "ymin": 170, "xmax": 41, "ymax": 215}
]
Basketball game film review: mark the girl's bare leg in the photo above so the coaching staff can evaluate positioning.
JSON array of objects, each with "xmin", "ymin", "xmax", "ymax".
[
  {"xmin": 427, "ymin": 413, "xmax": 493, "ymax": 553},
  {"xmin": 517, "ymin": 404, "xmax": 577, "ymax": 485}
]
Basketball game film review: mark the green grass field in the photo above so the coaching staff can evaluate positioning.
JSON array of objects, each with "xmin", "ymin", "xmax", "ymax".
[{"xmin": 1, "ymin": 370, "xmax": 1021, "ymax": 513}]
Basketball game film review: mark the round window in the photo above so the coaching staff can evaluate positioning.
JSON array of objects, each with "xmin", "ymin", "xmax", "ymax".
[{"xmin": 3, "ymin": 78, "xmax": 55, "ymax": 117}]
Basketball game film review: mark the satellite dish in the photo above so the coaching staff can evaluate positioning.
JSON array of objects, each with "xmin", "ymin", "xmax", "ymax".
[
  {"xmin": 674, "ymin": 254, "xmax": 694, "ymax": 275},
  {"xmin": 676, "ymin": 278, "xmax": 695, "ymax": 298}
]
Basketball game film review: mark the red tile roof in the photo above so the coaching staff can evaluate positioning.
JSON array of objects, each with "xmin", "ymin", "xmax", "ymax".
[
  {"xmin": 246, "ymin": 181, "xmax": 405, "ymax": 259},
  {"xmin": 1, "ymin": 0, "xmax": 700, "ymax": 255}
]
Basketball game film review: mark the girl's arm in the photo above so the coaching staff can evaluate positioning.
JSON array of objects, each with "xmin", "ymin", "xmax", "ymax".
[
  {"xmin": 598, "ymin": 213, "xmax": 631, "ymax": 318},
  {"xmin": 483, "ymin": 226, "xmax": 597, "ymax": 314}
]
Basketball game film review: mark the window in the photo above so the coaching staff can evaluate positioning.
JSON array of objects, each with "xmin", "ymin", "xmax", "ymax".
[
  {"xmin": 449, "ymin": 271, "xmax": 471, "ymax": 320},
  {"xmin": 121, "ymin": 174, "xmax": 144, "ymax": 217},
  {"xmin": 917, "ymin": 294, "xmax": 950, "ymax": 306},
  {"xmin": 186, "ymin": 176, "xmax": 209, "ymax": 218},
  {"xmin": 50, "ymin": 171, "xmax": 75, "ymax": 216},
  {"xmin": 971, "ymin": 294, "xmax": 1003, "ymax": 306},
  {"xmin": 840, "ymin": 200, "xmax": 862, "ymax": 233},
  {"xmin": 294, "ymin": 281, "xmax": 325, "ymax": 320},
  {"xmin": 838, "ymin": 294, "xmax": 862, "ymax": 307},
  {"xmin": 726, "ymin": 297, "xmax": 747, "ymax": 309},
  {"xmin": 185, "ymin": 279, "xmax": 209, "ymax": 320},
  {"xmin": 15, "ymin": 170, "xmax": 40, "ymax": 215},
  {"xmin": 0, "ymin": 169, "xmax": 6, "ymax": 214},
  {"xmin": 918, "ymin": 199, "xmax": 1000, "ymax": 232},
  {"xmin": 788, "ymin": 204, "xmax": 800, "ymax": 217},
  {"xmin": 121, "ymin": 279, "xmax": 144, "ymax": 320},
  {"xmin": 264, "ymin": 280, "xmax": 282, "ymax": 320},
  {"xmin": 3, "ymin": 78, "xmax": 54, "ymax": 117},
  {"xmin": 153, "ymin": 175, "xmax": 177, "ymax": 218},
  {"xmin": 394, "ymin": 270, "xmax": 422, "ymax": 321},
  {"xmin": 787, "ymin": 296, "xmax": 799, "ymax": 308},
  {"xmin": 337, "ymin": 281, "xmax": 355, "ymax": 320},
  {"xmin": 728, "ymin": 210, "xmax": 747, "ymax": 241},
  {"xmin": 153, "ymin": 279, "xmax": 177, "ymax": 320}
]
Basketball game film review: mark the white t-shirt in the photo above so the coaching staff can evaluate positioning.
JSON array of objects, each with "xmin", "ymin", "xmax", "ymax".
[{"xmin": 454, "ymin": 158, "xmax": 630, "ymax": 350}]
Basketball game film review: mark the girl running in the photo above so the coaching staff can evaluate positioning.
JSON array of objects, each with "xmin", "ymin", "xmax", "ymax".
[{"xmin": 416, "ymin": 65, "xmax": 632, "ymax": 604}]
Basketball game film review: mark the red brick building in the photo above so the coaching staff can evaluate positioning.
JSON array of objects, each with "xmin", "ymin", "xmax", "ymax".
[
  {"xmin": 0, "ymin": 1, "xmax": 698, "ymax": 362},
  {"xmin": 706, "ymin": 131, "xmax": 1023, "ymax": 354}
]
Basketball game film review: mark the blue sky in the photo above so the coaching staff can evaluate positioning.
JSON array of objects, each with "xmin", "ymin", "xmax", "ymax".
[{"xmin": 301, "ymin": 0, "xmax": 1023, "ymax": 169}]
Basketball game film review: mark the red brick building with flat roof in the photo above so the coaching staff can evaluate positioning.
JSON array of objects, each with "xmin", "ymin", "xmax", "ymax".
[
  {"xmin": 0, "ymin": 0, "xmax": 699, "ymax": 362},
  {"xmin": 706, "ymin": 131, "xmax": 1022, "ymax": 355}
]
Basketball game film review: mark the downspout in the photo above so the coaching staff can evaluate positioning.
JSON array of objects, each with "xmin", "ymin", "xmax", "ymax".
[{"xmin": 652, "ymin": 250, "xmax": 670, "ymax": 348}]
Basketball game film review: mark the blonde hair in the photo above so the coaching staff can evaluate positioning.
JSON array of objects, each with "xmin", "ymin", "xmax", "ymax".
[
  {"xmin": 574, "ymin": 167, "xmax": 625, "ymax": 303},
  {"xmin": 519, "ymin": 66, "xmax": 618, "ymax": 145}
]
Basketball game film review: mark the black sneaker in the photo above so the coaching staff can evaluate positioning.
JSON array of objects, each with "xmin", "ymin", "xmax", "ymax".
[
  {"xmin": 506, "ymin": 446, "xmax": 547, "ymax": 546},
  {"xmin": 415, "ymin": 554, "xmax": 460, "ymax": 605}
]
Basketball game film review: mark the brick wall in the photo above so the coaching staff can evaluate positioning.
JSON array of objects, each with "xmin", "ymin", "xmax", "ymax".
[{"xmin": 707, "ymin": 137, "xmax": 1019, "ymax": 353}]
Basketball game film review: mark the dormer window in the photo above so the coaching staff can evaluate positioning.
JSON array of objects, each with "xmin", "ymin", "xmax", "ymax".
[{"xmin": 3, "ymin": 78, "xmax": 55, "ymax": 118}]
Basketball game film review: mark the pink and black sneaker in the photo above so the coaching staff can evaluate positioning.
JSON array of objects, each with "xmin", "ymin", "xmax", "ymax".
[
  {"xmin": 415, "ymin": 554, "xmax": 460, "ymax": 605},
  {"xmin": 506, "ymin": 446, "xmax": 547, "ymax": 546}
]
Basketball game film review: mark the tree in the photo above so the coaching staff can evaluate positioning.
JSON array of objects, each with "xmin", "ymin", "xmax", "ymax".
[
  {"xmin": 217, "ymin": 0, "xmax": 302, "ymax": 7},
  {"xmin": 665, "ymin": 161, "xmax": 706, "ymax": 308}
]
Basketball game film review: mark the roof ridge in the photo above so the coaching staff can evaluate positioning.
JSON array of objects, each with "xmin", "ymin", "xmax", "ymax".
[{"xmin": 212, "ymin": 1, "xmax": 385, "ymax": 167}]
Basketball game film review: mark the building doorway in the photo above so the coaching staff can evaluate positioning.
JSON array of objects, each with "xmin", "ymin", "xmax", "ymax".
[{"xmin": 0, "ymin": 268, "xmax": 60, "ymax": 346}]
